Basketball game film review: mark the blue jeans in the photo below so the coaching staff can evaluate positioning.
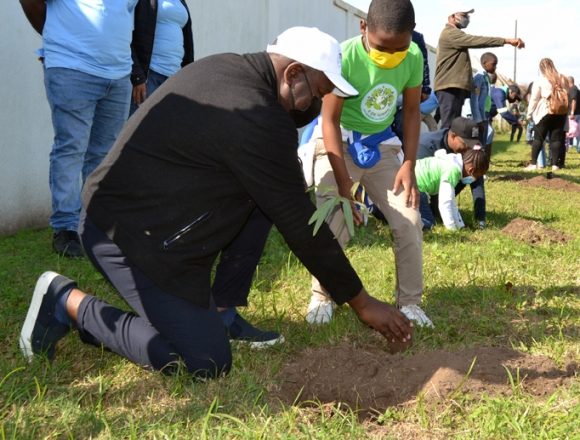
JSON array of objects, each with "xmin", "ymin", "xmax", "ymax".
[
  {"xmin": 571, "ymin": 115, "xmax": 580, "ymax": 151},
  {"xmin": 419, "ymin": 192, "xmax": 435, "ymax": 230},
  {"xmin": 44, "ymin": 67, "xmax": 131, "ymax": 231},
  {"xmin": 129, "ymin": 69, "xmax": 169, "ymax": 116}
]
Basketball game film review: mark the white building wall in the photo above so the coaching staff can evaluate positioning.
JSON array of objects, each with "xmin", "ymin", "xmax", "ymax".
[{"xmin": 1, "ymin": 5, "xmax": 52, "ymax": 235}]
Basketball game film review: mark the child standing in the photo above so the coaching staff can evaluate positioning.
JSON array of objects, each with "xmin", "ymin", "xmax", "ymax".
[
  {"xmin": 306, "ymin": 0, "xmax": 431, "ymax": 327},
  {"xmin": 417, "ymin": 147, "xmax": 490, "ymax": 230},
  {"xmin": 471, "ymin": 52, "xmax": 497, "ymax": 147}
]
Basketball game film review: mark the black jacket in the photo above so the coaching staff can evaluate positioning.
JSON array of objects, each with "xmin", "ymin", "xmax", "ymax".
[
  {"xmin": 417, "ymin": 128, "xmax": 451, "ymax": 159},
  {"xmin": 84, "ymin": 52, "xmax": 362, "ymax": 308},
  {"xmin": 131, "ymin": 0, "xmax": 194, "ymax": 86}
]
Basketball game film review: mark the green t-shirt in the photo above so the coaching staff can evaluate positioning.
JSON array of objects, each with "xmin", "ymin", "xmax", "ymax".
[
  {"xmin": 339, "ymin": 36, "xmax": 424, "ymax": 135},
  {"xmin": 415, "ymin": 152, "xmax": 462, "ymax": 195}
]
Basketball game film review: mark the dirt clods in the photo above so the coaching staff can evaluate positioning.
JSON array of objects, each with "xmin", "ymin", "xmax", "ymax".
[
  {"xmin": 520, "ymin": 175, "xmax": 580, "ymax": 192},
  {"xmin": 501, "ymin": 218, "xmax": 572, "ymax": 245}
]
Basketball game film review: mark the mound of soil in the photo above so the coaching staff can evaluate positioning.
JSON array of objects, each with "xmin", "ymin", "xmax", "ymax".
[
  {"xmin": 501, "ymin": 218, "xmax": 572, "ymax": 245},
  {"xmin": 520, "ymin": 176, "xmax": 580, "ymax": 192},
  {"xmin": 273, "ymin": 344, "xmax": 576, "ymax": 415}
]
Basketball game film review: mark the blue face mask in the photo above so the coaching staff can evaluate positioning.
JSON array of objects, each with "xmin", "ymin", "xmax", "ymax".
[{"xmin": 461, "ymin": 175, "xmax": 476, "ymax": 185}]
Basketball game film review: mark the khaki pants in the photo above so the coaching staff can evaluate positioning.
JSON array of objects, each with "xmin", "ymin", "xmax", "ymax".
[{"xmin": 311, "ymin": 139, "xmax": 423, "ymax": 306}]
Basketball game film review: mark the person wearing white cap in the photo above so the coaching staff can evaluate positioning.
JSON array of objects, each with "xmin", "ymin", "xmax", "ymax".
[
  {"xmin": 20, "ymin": 26, "xmax": 412, "ymax": 378},
  {"xmin": 434, "ymin": 4, "xmax": 525, "ymax": 130},
  {"xmin": 304, "ymin": 0, "xmax": 433, "ymax": 328}
]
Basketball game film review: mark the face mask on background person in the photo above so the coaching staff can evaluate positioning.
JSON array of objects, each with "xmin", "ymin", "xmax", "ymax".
[
  {"xmin": 461, "ymin": 175, "xmax": 476, "ymax": 185},
  {"xmin": 365, "ymin": 32, "xmax": 408, "ymax": 69},
  {"xmin": 455, "ymin": 14, "xmax": 470, "ymax": 29}
]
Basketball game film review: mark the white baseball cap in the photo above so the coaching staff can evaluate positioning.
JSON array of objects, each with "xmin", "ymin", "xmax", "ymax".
[{"xmin": 267, "ymin": 26, "xmax": 358, "ymax": 98}]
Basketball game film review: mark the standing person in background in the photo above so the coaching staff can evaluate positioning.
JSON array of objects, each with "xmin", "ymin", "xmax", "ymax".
[
  {"xmin": 393, "ymin": 30, "xmax": 435, "ymax": 140},
  {"xmin": 524, "ymin": 81, "xmax": 546, "ymax": 168},
  {"xmin": 130, "ymin": 0, "xmax": 194, "ymax": 115},
  {"xmin": 470, "ymin": 52, "xmax": 497, "ymax": 147},
  {"xmin": 525, "ymin": 58, "xmax": 570, "ymax": 171},
  {"xmin": 463, "ymin": 52, "xmax": 498, "ymax": 231},
  {"xmin": 568, "ymin": 77, "xmax": 580, "ymax": 150},
  {"xmin": 19, "ymin": 0, "xmax": 137, "ymax": 258},
  {"xmin": 486, "ymin": 72, "xmax": 499, "ymax": 157},
  {"xmin": 434, "ymin": 6, "xmax": 525, "ymax": 129}
]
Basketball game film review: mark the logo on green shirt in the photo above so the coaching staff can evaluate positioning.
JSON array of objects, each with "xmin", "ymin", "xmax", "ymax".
[{"xmin": 361, "ymin": 83, "xmax": 397, "ymax": 122}]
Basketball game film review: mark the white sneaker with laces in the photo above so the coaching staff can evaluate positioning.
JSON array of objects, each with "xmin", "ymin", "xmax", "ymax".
[
  {"xmin": 523, "ymin": 164, "xmax": 537, "ymax": 171},
  {"xmin": 305, "ymin": 296, "xmax": 334, "ymax": 324},
  {"xmin": 400, "ymin": 304, "xmax": 434, "ymax": 328}
]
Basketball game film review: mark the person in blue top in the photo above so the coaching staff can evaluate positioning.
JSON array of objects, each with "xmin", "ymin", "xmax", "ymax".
[
  {"xmin": 129, "ymin": 0, "xmax": 194, "ymax": 115},
  {"xmin": 471, "ymin": 52, "xmax": 497, "ymax": 146},
  {"xmin": 491, "ymin": 84, "xmax": 523, "ymax": 142},
  {"xmin": 392, "ymin": 29, "xmax": 437, "ymax": 140},
  {"xmin": 20, "ymin": 0, "xmax": 138, "ymax": 258}
]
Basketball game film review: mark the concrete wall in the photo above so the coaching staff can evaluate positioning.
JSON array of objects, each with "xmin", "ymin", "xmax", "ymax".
[{"xmin": 1, "ymin": 5, "xmax": 52, "ymax": 235}]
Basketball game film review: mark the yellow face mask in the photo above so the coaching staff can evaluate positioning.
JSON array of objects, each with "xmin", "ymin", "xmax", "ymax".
[{"xmin": 365, "ymin": 33, "xmax": 408, "ymax": 69}]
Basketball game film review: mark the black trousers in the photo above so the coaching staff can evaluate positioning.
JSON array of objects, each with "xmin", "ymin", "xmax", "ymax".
[
  {"xmin": 531, "ymin": 114, "xmax": 567, "ymax": 166},
  {"xmin": 212, "ymin": 208, "xmax": 273, "ymax": 307},
  {"xmin": 510, "ymin": 124, "xmax": 523, "ymax": 142},
  {"xmin": 76, "ymin": 208, "xmax": 273, "ymax": 376},
  {"xmin": 436, "ymin": 88, "xmax": 469, "ymax": 129}
]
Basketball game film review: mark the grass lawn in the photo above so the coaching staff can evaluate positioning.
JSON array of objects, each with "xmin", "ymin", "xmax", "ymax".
[{"xmin": 1, "ymin": 135, "xmax": 578, "ymax": 439}]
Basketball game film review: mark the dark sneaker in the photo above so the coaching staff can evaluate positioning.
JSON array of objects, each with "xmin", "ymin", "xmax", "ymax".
[
  {"xmin": 226, "ymin": 314, "xmax": 284, "ymax": 349},
  {"xmin": 52, "ymin": 230, "xmax": 84, "ymax": 258},
  {"xmin": 20, "ymin": 272, "xmax": 76, "ymax": 361}
]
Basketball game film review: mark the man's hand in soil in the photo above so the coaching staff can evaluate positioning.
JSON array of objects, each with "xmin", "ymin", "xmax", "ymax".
[{"xmin": 348, "ymin": 289, "xmax": 413, "ymax": 344}]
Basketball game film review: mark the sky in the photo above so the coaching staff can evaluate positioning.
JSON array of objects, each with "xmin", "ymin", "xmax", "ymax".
[{"xmin": 345, "ymin": 0, "xmax": 579, "ymax": 86}]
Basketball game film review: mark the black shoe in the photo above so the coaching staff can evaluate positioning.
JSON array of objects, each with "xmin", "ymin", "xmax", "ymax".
[
  {"xmin": 53, "ymin": 230, "xmax": 84, "ymax": 258},
  {"xmin": 20, "ymin": 272, "xmax": 76, "ymax": 361},
  {"xmin": 226, "ymin": 314, "xmax": 284, "ymax": 348}
]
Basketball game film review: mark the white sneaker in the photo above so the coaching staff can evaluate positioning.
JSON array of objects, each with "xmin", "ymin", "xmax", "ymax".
[
  {"xmin": 523, "ymin": 164, "xmax": 537, "ymax": 171},
  {"xmin": 400, "ymin": 304, "xmax": 434, "ymax": 328},
  {"xmin": 305, "ymin": 297, "xmax": 334, "ymax": 324}
]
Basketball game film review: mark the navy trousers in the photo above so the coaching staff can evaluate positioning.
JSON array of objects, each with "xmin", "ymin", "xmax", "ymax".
[{"xmin": 77, "ymin": 208, "xmax": 273, "ymax": 376}]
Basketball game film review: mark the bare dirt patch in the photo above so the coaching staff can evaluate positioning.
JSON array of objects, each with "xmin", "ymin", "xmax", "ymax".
[
  {"xmin": 501, "ymin": 218, "xmax": 572, "ymax": 245},
  {"xmin": 520, "ymin": 175, "xmax": 580, "ymax": 192},
  {"xmin": 273, "ymin": 343, "xmax": 576, "ymax": 416}
]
